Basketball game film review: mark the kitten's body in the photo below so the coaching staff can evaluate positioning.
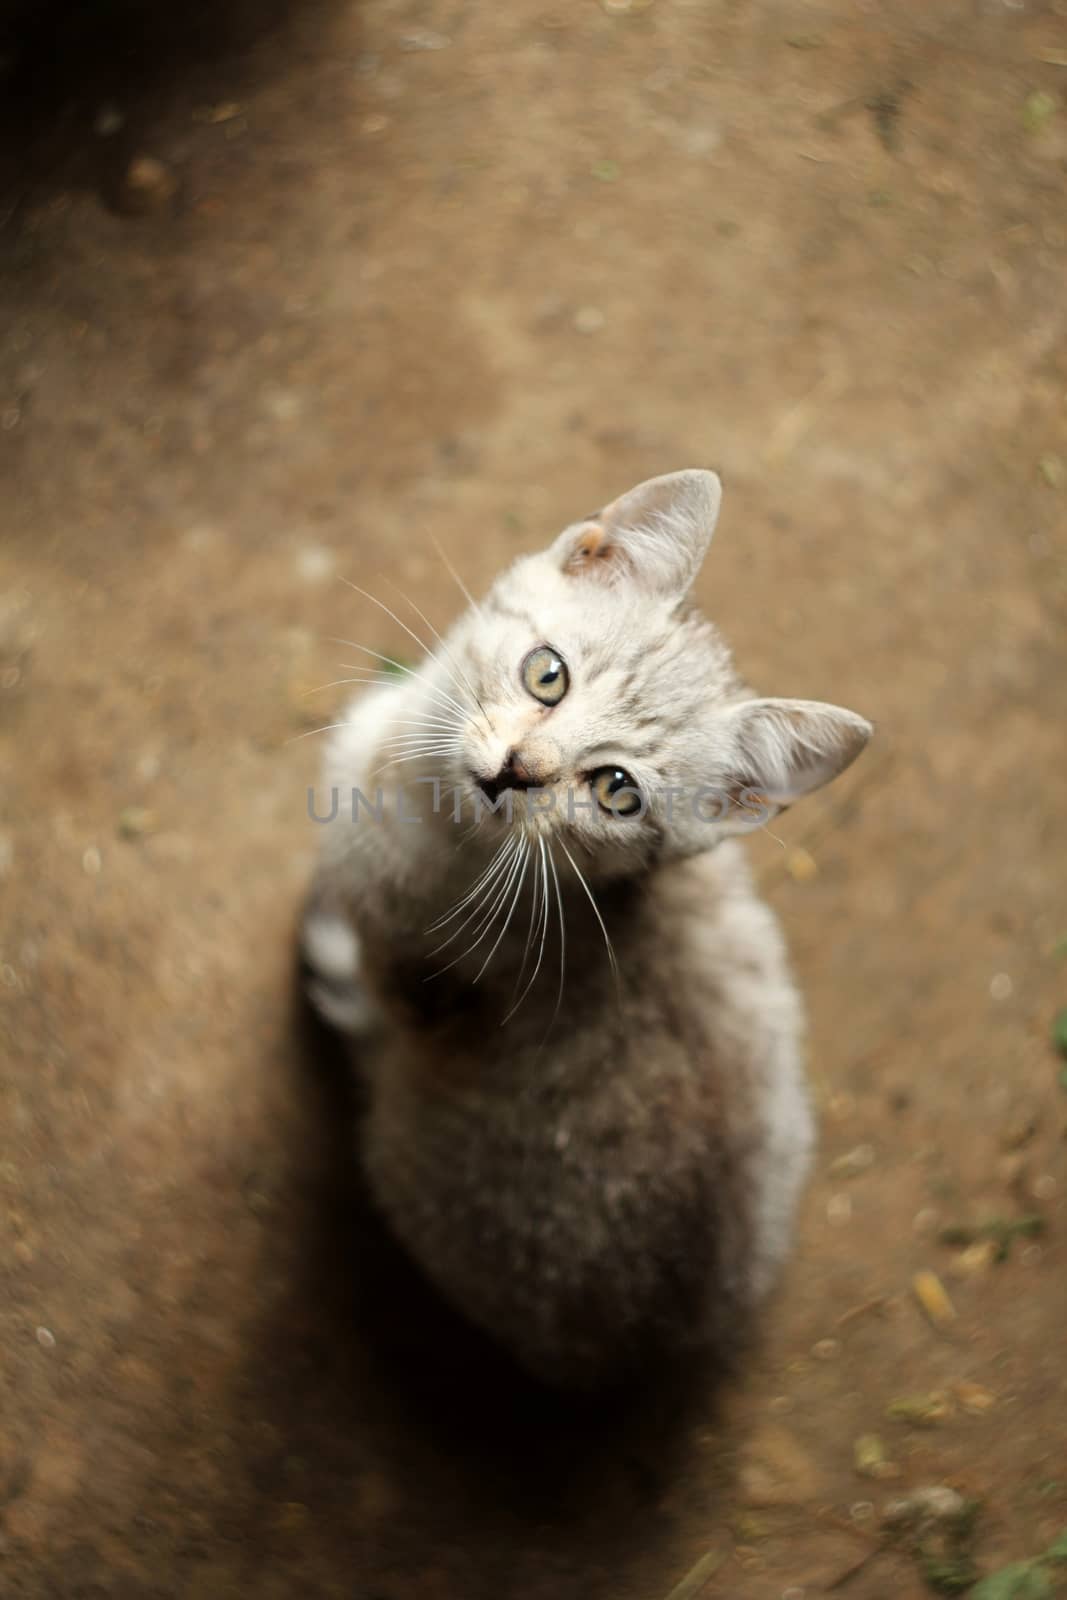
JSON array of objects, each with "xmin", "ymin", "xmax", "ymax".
[{"xmin": 305, "ymin": 472, "xmax": 869, "ymax": 1387}]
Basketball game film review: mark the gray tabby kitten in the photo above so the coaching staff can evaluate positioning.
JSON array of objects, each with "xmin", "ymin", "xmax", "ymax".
[{"xmin": 303, "ymin": 470, "xmax": 871, "ymax": 1388}]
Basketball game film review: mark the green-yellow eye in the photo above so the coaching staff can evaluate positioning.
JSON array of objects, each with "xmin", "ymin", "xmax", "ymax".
[
  {"xmin": 590, "ymin": 767, "xmax": 642, "ymax": 817},
  {"xmin": 521, "ymin": 646, "xmax": 569, "ymax": 706}
]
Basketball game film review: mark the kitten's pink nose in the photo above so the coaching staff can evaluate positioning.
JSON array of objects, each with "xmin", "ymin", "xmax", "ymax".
[{"xmin": 475, "ymin": 748, "xmax": 534, "ymax": 804}]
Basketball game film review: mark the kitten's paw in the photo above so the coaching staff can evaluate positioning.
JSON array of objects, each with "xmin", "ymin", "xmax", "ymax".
[{"xmin": 301, "ymin": 910, "xmax": 377, "ymax": 1037}]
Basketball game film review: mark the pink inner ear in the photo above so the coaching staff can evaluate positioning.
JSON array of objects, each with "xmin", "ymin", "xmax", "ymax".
[{"xmin": 564, "ymin": 522, "xmax": 610, "ymax": 573}]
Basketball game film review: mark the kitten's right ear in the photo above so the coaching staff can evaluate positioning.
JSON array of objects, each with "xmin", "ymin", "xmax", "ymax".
[
  {"xmin": 551, "ymin": 469, "xmax": 722, "ymax": 597},
  {"xmin": 714, "ymin": 698, "xmax": 873, "ymax": 832}
]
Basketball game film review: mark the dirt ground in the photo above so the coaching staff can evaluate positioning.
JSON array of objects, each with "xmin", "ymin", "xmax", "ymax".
[{"xmin": 2, "ymin": 0, "xmax": 1066, "ymax": 1595}]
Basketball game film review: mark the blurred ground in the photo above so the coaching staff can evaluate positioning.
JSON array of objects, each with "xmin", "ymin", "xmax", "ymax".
[{"xmin": 2, "ymin": 0, "xmax": 1067, "ymax": 1595}]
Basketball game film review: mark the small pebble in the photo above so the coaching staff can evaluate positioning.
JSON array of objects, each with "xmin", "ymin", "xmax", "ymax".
[
  {"xmin": 116, "ymin": 156, "xmax": 177, "ymax": 216},
  {"xmin": 886, "ymin": 1391, "xmax": 953, "ymax": 1427},
  {"xmin": 827, "ymin": 1192, "xmax": 852, "ymax": 1225},
  {"xmin": 118, "ymin": 807, "xmax": 157, "ymax": 840},
  {"xmin": 203, "ymin": 101, "xmax": 242, "ymax": 123},
  {"xmin": 913, "ymin": 1207, "xmax": 941, "ymax": 1235},
  {"xmin": 35, "ymin": 1326, "xmax": 56, "ymax": 1350},
  {"xmin": 573, "ymin": 306, "xmax": 605, "ymax": 335},
  {"xmin": 1036, "ymin": 454, "xmax": 1062, "ymax": 489},
  {"xmin": 785, "ymin": 846, "xmax": 818, "ymax": 881},
  {"xmin": 1021, "ymin": 1243, "xmax": 1044, "ymax": 1266},
  {"xmin": 989, "ymin": 972, "xmax": 1013, "ymax": 1001},
  {"xmin": 362, "ymin": 114, "xmax": 390, "ymax": 135},
  {"xmin": 829, "ymin": 1144, "xmax": 876, "ymax": 1179},
  {"xmin": 949, "ymin": 1239, "xmax": 998, "ymax": 1279},
  {"xmin": 913, "ymin": 1270, "xmax": 957, "ymax": 1329},
  {"xmin": 1038, "ymin": 452, "xmax": 1065, "ymax": 487},
  {"xmin": 812, "ymin": 1337, "xmax": 840, "ymax": 1361},
  {"xmin": 295, "ymin": 545, "xmax": 335, "ymax": 583},
  {"xmin": 849, "ymin": 1501, "xmax": 875, "ymax": 1523},
  {"xmin": 1032, "ymin": 1173, "xmax": 1056, "ymax": 1199},
  {"xmin": 883, "ymin": 1485, "xmax": 966, "ymax": 1527},
  {"xmin": 954, "ymin": 1381, "xmax": 996, "ymax": 1414},
  {"xmin": 1022, "ymin": 89, "xmax": 1058, "ymax": 132},
  {"xmin": 82, "ymin": 847, "xmax": 102, "ymax": 876},
  {"xmin": 853, "ymin": 1433, "xmax": 893, "ymax": 1478}
]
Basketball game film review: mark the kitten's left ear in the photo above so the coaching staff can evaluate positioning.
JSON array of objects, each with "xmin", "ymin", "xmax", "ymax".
[
  {"xmin": 553, "ymin": 469, "xmax": 722, "ymax": 596},
  {"xmin": 715, "ymin": 698, "xmax": 873, "ymax": 830}
]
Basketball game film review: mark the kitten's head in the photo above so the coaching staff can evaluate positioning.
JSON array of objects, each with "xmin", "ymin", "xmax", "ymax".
[{"xmin": 443, "ymin": 470, "xmax": 871, "ymax": 879}]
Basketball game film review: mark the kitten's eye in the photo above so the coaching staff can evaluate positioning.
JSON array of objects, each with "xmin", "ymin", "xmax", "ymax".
[
  {"xmin": 590, "ymin": 767, "xmax": 642, "ymax": 817},
  {"xmin": 521, "ymin": 646, "xmax": 569, "ymax": 706}
]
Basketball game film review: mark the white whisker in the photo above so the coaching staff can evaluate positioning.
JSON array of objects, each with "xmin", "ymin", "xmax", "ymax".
[
  {"xmin": 557, "ymin": 836, "xmax": 619, "ymax": 983},
  {"xmin": 473, "ymin": 840, "xmax": 530, "ymax": 985},
  {"xmin": 378, "ymin": 735, "xmax": 462, "ymax": 753},
  {"xmin": 546, "ymin": 841, "xmax": 566, "ymax": 1024},
  {"xmin": 338, "ymin": 581, "xmax": 479, "ymax": 723},
  {"xmin": 372, "ymin": 748, "xmax": 461, "ymax": 779},
  {"xmin": 302, "ymin": 677, "xmax": 376, "ymax": 697},
  {"xmin": 512, "ymin": 844, "xmax": 541, "ymax": 996},
  {"xmin": 389, "ymin": 715, "xmax": 463, "ymax": 732},
  {"xmin": 286, "ymin": 721, "xmax": 350, "ymax": 745},
  {"xmin": 375, "ymin": 746, "xmax": 459, "ymax": 765},
  {"xmin": 453, "ymin": 812, "xmax": 484, "ymax": 853},
  {"xmin": 385, "ymin": 578, "xmax": 492, "ymax": 732},
  {"xmin": 332, "ymin": 642, "xmax": 471, "ymax": 724},
  {"xmin": 500, "ymin": 836, "xmax": 551, "ymax": 1025},
  {"xmin": 426, "ymin": 836, "xmax": 517, "ymax": 935},
  {"xmin": 428, "ymin": 840, "xmax": 527, "ymax": 975},
  {"xmin": 430, "ymin": 532, "xmax": 484, "ymax": 620}
]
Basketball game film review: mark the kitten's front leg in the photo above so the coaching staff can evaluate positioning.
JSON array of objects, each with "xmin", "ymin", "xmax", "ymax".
[
  {"xmin": 301, "ymin": 894, "xmax": 379, "ymax": 1038},
  {"xmin": 302, "ymin": 684, "xmax": 401, "ymax": 1038}
]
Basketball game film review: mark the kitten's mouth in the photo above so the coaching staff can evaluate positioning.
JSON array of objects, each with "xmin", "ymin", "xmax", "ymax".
[
  {"xmin": 470, "ymin": 757, "xmax": 535, "ymax": 807},
  {"xmin": 460, "ymin": 770, "xmax": 557, "ymax": 831}
]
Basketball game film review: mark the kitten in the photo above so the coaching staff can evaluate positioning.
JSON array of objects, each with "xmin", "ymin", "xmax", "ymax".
[{"xmin": 303, "ymin": 470, "xmax": 871, "ymax": 1388}]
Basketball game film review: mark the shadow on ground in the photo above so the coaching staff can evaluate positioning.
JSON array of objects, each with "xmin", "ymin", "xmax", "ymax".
[{"xmin": 0, "ymin": 0, "xmax": 341, "ymax": 217}]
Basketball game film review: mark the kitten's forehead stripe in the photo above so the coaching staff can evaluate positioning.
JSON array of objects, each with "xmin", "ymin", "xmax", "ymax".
[{"xmin": 489, "ymin": 602, "xmax": 540, "ymax": 631}]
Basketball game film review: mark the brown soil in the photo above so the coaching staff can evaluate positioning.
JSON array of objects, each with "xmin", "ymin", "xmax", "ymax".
[{"xmin": 2, "ymin": 1, "xmax": 1066, "ymax": 1596}]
